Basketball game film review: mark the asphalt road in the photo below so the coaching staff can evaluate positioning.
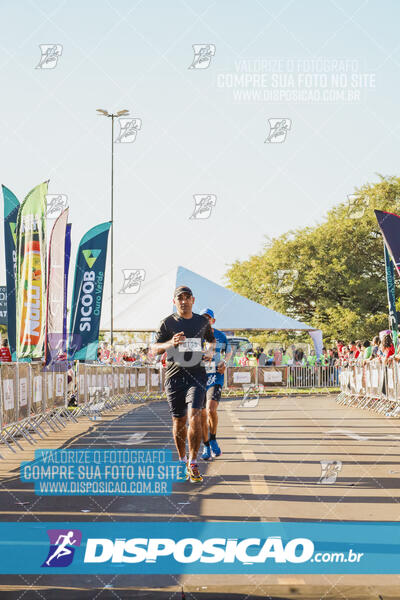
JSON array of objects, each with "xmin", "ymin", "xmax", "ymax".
[{"xmin": 0, "ymin": 393, "xmax": 399, "ymax": 599}]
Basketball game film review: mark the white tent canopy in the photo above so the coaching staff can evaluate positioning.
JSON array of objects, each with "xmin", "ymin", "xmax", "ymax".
[{"xmin": 101, "ymin": 267, "xmax": 322, "ymax": 352}]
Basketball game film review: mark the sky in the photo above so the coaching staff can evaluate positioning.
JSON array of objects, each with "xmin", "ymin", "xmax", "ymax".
[{"xmin": 1, "ymin": 0, "xmax": 400, "ymax": 328}]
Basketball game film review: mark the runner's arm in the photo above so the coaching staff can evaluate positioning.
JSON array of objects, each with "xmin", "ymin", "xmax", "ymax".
[
  {"xmin": 217, "ymin": 337, "xmax": 232, "ymax": 373},
  {"xmin": 151, "ymin": 322, "xmax": 186, "ymax": 355},
  {"xmin": 203, "ymin": 322, "xmax": 216, "ymax": 360}
]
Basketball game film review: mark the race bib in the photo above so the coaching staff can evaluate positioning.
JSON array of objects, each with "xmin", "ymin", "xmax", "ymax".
[{"xmin": 179, "ymin": 338, "xmax": 202, "ymax": 352}]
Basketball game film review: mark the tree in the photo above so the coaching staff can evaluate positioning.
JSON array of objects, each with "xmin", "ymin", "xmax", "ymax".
[{"xmin": 225, "ymin": 175, "xmax": 400, "ymax": 343}]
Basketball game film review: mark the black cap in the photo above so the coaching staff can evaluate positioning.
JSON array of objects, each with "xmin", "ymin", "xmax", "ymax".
[{"xmin": 174, "ymin": 285, "xmax": 193, "ymax": 298}]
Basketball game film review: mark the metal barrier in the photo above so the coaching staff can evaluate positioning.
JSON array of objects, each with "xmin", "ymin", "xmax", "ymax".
[
  {"xmin": 224, "ymin": 365, "xmax": 338, "ymax": 391},
  {"xmin": 0, "ymin": 362, "xmax": 163, "ymax": 455},
  {"xmin": 0, "ymin": 361, "xmax": 342, "ymax": 455},
  {"xmin": 337, "ymin": 360, "xmax": 400, "ymax": 417},
  {"xmin": 287, "ymin": 365, "xmax": 340, "ymax": 388}
]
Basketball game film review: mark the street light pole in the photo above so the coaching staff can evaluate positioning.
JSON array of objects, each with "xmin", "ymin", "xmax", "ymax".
[
  {"xmin": 110, "ymin": 114, "xmax": 114, "ymax": 346},
  {"xmin": 96, "ymin": 108, "xmax": 129, "ymax": 347}
]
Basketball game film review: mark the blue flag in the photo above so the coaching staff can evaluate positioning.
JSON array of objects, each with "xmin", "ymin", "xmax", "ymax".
[
  {"xmin": 2, "ymin": 185, "xmax": 20, "ymax": 359},
  {"xmin": 375, "ymin": 209, "xmax": 400, "ymax": 274},
  {"xmin": 375, "ymin": 210, "xmax": 400, "ymax": 347},
  {"xmin": 384, "ymin": 243, "xmax": 398, "ymax": 345},
  {"xmin": 68, "ymin": 222, "xmax": 111, "ymax": 361}
]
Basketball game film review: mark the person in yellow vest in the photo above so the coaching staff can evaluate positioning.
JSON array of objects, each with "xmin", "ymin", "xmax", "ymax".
[
  {"xmin": 233, "ymin": 351, "xmax": 242, "ymax": 367},
  {"xmin": 307, "ymin": 350, "xmax": 317, "ymax": 367},
  {"xmin": 319, "ymin": 347, "xmax": 329, "ymax": 366},
  {"xmin": 281, "ymin": 349, "xmax": 290, "ymax": 366}
]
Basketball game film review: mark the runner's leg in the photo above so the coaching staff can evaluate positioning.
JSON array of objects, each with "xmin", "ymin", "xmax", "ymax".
[
  {"xmin": 207, "ymin": 397, "xmax": 219, "ymax": 435},
  {"xmin": 201, "ymin": 389, "xmax": 212, "ymax": 460},
  {"xmin": 187, "ymin": 406, "xmax": 202, "ymax": 463},
  {"xmin": 172, "ymin": 415, "xmax": 187, "ymax": 460},
  {"xmin": 207, "ymin": 385, "xmax": 222, "ymax": 457},
  {"xmin": 165, "ymin": 375, "xmax": 188, "ymax": 461},
  {"xmin": 185, "ymin": 375, "xmax": 207, "ymax": 480},
  {"xmin": 201, "ymin": 408, "xmax": 209, "ymax": 443}
]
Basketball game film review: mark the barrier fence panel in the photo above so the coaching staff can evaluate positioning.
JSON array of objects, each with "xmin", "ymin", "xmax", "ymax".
[
  {"xmin": 17, "ymin": 363, "xmax": 30, "ymax": 425},
  {"xmin": 28, "ymin": 362, "xmax": 48, "ymax": 439},
  {"xmin": 149, "ymin": 366, "xmax": 161, "ymax": 395},
  {"xmin": 0, "ymin": 363, "xmax": 160, "ymax": 455},
  {"xmin": 54, "ymin": 367, "xmax": 67, "ymax": 409},
  {"xmin": 337, "ymin": 360, "xmax": 400, "ymax": 417},
  {"xmin": 129, "ymin": 368, "xmax": 137, "ymax": 393},
  {"xmin": 77, "ymin": 362, "xmax": 87, "ymax": 405},
  {"xmin": 136, "ymin": 367, "xmax": 148, "ymax": 398},
  {"xmin": 125, "ymin": 368, "xmax": 129, "ymax": 394},
  {"xmin": 392, "ymin": 363, "xmax": 400, "ymax": 416},
  {"xmin": 30, "ymin": 363, "xmax": 44, "ymax": 416},
  {"xmin": 287, "ymin": 366, "xmax": 340, "ymax": 389},
  {"xmin": 1, "ymin": 363, "xmax": 21, "ymax": 451},
  {"xmin": 2, "ymin": 363, "xmax": 17, "ymax": 429},
  {"xmin": 46, "ymin": 369, "xmax": 55, "ymax": 411},
  {"xmin": 107, "ymin": 366, "xmax": 113, "ymax": 397},
  {"xmin": 258, "ymin": 366, "xmax": 287, "ymax": 387},
  {"xmin": 226, "ymin": 367, "xmax": 256, "ymax": 393},
  {"xmin": 118, "ymin": 367, "xmax": 126, "ymax": 394}
]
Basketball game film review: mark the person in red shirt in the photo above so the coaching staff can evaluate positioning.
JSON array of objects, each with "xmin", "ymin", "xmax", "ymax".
[
  {"xmin": 353, "ymin": 342, "xmax": 362, "ymax": 360},
  {"xmin": 0, "ymin": 339, "xmax": 12, "ymax": 362},
  {"xmin": 382, "ymin": 334, "xmax": 395, "ymax": 363}
]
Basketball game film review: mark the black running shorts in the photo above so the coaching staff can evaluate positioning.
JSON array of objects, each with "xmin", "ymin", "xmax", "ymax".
[
  {"xmin": 205, "ymin": 384, "xmax": 223, "ymax": 406},
  {"xmin": 165, "ymin": 371, "xmax": 207, "ymax": 418}
]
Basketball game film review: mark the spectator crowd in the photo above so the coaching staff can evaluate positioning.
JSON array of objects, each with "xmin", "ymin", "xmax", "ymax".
[{"xmin": 0, "ymin": 332, "xmax": 397, "ymax": 368}]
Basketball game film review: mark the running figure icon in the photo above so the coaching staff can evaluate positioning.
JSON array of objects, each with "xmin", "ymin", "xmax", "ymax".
[{"xmin": 46, "ymin": 531, "xmax": 77, "ymax": 566}]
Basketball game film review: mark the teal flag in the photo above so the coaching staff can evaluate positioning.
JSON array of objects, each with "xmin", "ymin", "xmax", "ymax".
[
  {"xmin": 384, "ymin": 243, "xmax": 398, "ymax": 347},
  {"xmin": 68, "ymin": 222, "xmax": 111, "ymax": 361},
  {"xmin": 2, "ymin": 185, "xmax": 20, "ymax": 359}
]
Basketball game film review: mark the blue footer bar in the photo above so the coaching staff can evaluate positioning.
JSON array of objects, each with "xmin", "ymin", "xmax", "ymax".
[{"xmin": 0, "ymin": 522, "xmax": 398, "ymax": 574}]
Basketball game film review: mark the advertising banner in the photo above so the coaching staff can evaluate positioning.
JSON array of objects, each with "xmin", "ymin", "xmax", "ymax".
[
  {"xmin": 16, "ymin": 182, "xmax": 47, "ymax": 359},
  {"xmin": 69, "ymin": 222, "xmax": 111, "ymax": 361},
  {"xmin": 2, "ymin": 185, "xmax": 19, "ymax": 357},
  {"xmin": 45, "ymin": 208, "xmax": 68, "ymax": 365}
]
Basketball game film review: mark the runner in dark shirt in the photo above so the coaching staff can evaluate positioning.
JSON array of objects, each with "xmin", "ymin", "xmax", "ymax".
[{"xmin": 151, "ymin": 286, "xmax": 215, "ymax": 483}]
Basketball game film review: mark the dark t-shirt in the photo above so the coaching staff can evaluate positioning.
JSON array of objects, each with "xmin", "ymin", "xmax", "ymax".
[{"xmin": 154, "ymin": 312, "xmax": 215, "ymax": 380}]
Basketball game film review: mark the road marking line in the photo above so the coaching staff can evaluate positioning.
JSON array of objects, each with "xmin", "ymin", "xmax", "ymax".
[
  {"xmin": 249, "ymin": 474, "xmax": 269, "ymax": 495},
  {"xmin": 241, "ymin": 449, "xmax": 257, "ymax": 461},
  {"xmin": 233, "ymin": 425, "xmax": 244, "ymax": 432}
]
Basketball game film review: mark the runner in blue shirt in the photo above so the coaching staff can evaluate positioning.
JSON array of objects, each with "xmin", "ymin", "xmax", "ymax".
[{"xmin": 200, "ymin": 308, "xmax": 232, "ymax": 460}]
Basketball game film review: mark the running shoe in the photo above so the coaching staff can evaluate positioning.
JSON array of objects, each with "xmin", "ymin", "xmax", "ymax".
[
  {"xmin": 201, "ymin": 445, "xmax": 212, "ymax": 461},
  {"xmin": 177, "ymin": 461, "xmax": 189, "ymax": 481},
  {"xmin": 187, "ymin": 462, "xmax": 203, "ymax": 483},
  {"xmin": 209, "ymin": 439, "xmax": 221, "ymax": 457}
]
